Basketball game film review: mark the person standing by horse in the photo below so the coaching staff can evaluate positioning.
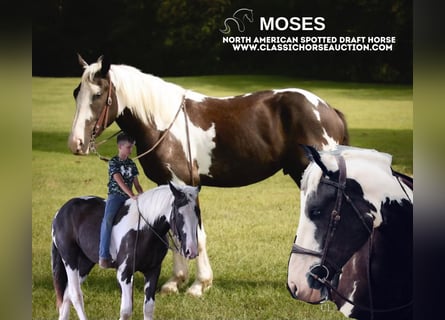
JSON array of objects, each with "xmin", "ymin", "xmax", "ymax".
[{"xmin": 99, "ymin": 132, "xmax": 143, "ymax": 268}]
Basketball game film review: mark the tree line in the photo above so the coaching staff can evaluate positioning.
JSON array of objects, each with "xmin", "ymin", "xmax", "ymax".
[{"xmin": 33, "ymin": 0, "xmax": 412, "ymax": 83}]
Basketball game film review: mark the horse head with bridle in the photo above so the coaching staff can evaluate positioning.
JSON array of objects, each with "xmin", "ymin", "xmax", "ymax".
[
  {"xmin": 287, "ymin": 145, "xmax": 413, "ymax": 320},
  {"xmin": 52, "ymin": 182, "xmax": 201, "ymax": 320},
  {"xmin": 68, "ymin": 55, "xmax": 350, "ymax": 296}
]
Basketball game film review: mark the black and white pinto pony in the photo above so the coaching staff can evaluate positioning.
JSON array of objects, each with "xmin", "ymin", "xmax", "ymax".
[
  {"xmin": 68, "ymin": 55, "xmax": 349, "ymax": 296},
  {"xmin": 51, "ymin": 182, "xmax": 201, "ymax": 320},
  {"xmin": 287, "ymin": 146, "xmax": 413, "ymax": 320}
]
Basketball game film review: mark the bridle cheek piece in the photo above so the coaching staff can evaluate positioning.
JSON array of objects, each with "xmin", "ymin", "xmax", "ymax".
[
  {"xmin": 92, "ymin": 76, "xmax": 113, "ymax": 138},
  {"xmin": 292, "ymin": 154, "xmax": 348, "ymax": 284}
]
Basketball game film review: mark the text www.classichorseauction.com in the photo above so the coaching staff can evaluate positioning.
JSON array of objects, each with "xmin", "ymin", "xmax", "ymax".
[{"xmin": 220, "ymin": 8, "xmax": 396, "ymax": 52}]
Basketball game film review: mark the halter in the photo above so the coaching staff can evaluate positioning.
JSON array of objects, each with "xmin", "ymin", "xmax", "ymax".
[{"xmin": 291, "ymin": 154, "xmax": 412, "ymax": 317}]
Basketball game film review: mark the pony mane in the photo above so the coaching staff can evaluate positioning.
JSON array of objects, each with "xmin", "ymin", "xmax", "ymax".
[
  {"xmin": 123, "ymin": 184, "xmax": 199, "ymax": 227},
  {"xmin": 126, "ymin": 185, "xmax": 174, "ymax": 226}
]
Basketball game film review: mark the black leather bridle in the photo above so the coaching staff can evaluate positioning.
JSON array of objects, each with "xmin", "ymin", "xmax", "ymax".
[
  {"xmin": 292, "ymin": 155, "xmax": 372, "ymax": 281},
  {"xmin": 290, "ymin": 154, "xmax": 412, "ymax": 317}
]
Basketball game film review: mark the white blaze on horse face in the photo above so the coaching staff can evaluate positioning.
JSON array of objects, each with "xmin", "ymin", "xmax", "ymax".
[
  {"xmin": 68, "ymin": 62, "xmax": 103, "ymax": 154},
  {"xmin": 68, "ymin": 84, "xmax": 94, "ymax": 153},
  {"xmin": 177, "ymin": 188, "xmax": 200, "ymax": 258},
  {"xmin": 288, "ymin": 162, "xmax": 325, "ymax": 284},
  {"xmin": 288, "ymin": 181, "xmax": 323, "ymax": 297},
  {"xmin": 296, "ymin": 187, "xmax": 323, "ymax": 254}
]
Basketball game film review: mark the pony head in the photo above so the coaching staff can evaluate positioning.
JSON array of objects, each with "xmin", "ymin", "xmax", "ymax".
[
  {"xmin": 168, "ymin": 181, "xmax": 201, "ymax": 259},
  {"xmin": 68, "ymin": 55, "xmax": 119, "ymax": 154}
]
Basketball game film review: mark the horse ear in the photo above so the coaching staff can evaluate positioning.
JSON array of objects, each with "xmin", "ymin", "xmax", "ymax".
[
  {"xmin": 301, "ymin": 145, "xmax": 330, "ymax": 176},
  {"xmin": 99, "ymin": 55, "xmax": 111, "ymax": 78},
  {"xmin": 77, "ymin": 53, "xmax": 88, "ymax": 68},
  {"xmin": 168, "ymin": 181, "xmax": 181, "ymax": 198}
]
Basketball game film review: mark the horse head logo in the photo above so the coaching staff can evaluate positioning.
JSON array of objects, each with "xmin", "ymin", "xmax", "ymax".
[{"xmin": 220, "ymin": 8, "xmax": 254, "ymax": 34}]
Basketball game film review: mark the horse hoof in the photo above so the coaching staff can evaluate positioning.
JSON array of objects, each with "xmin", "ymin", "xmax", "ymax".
[
  {"xmin": 186, "ymin": 284, "xmax": 203, "ymax": 297},
  {"xmin": 186, "ymin": 280, "xmax": 212, "ymax": 297},
  {"xmin": 160, "ymin": 281, "xmax": 179, "ymax": 295}
]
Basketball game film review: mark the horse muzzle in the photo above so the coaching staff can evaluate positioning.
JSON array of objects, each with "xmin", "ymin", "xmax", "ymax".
[
  {"xmin": 182, "ymin": 240, "xmax": 199, "ymax": 259},
  {"xmin": 287, "ymin": 280, "xmax": 329, "ymax": 304},
  {"xmin": 184, "ymin": 248, "xmax": 198, "ymax": 259},
  {"xmin": 68, "ymin": 135, "xmax": 90, "ymax": 155},
  {"xmin": 287, "ymin": 253, "xmax": 330, "ymax": 303}
]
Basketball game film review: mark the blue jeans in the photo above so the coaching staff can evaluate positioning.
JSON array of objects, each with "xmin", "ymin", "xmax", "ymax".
[{"xmin": 99, "ymin": 194, "xmax": 128, "ymax": 259}]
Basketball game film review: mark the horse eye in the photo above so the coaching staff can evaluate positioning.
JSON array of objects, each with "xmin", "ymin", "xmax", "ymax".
[{"xmin": 309, "ymin": 208, "xmax": 322, "ymax": 218}]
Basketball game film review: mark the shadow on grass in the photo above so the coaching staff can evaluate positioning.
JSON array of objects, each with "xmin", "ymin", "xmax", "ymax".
[
  {"xmin": 32, "ymin": 130, "xmax": 119, "ymax": 156},
  {"xmin": 33, "ymin": 269, "xmax": 121, "ymax": 293},
  {"xmin": 33, "ymin": 131, "xmax": 69, "ymax": 153}
]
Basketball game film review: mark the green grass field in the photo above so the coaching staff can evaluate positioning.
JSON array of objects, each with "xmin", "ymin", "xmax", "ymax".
[{"xmin": 32, "ymin": 75, "xmax": 412, "ymax": 319}]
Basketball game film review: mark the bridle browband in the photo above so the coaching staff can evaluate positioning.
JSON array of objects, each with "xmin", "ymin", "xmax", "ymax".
[{"xmin": 290, "ymin": 154, "xmax": 412, "ymax": 316}]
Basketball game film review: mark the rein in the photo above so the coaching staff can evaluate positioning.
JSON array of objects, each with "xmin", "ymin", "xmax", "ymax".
[
  {"xmin": 131, "ymin": 197, "xmax": 180, "ymax": 304},
  {"xmin": 133, "ymin": 198, "xmax": 180, "ymax": 253},
  {"xmin": 89, "ymin": 88, "xmax": 191, "ymax": 170},
  {"xmin": 291, "ymin": 155, "xmax": 349, "ymax": 281},
  {"xmin": 132, "ymin": 94, "xmax": 187, "ymax": 161},
  {"xmin": 291, "ymin": 155, "xmax": 412, "ymax": 317}
]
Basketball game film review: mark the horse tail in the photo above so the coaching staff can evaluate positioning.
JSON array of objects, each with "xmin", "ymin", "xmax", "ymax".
[
  {"xmin": 334, "ymin": 108, "xmax": 350, "ymax": 145},
  {"xmin": 51, "ymin": 240, "xmax": 67, "ymax": 309}
]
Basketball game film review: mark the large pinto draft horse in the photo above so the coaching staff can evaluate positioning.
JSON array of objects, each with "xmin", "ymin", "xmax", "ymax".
[
  {"xmin": 68, "ymin": 54, "xmax": 349, "ymax": 296},
  {"xmin": 51, "ymin": 182, "xmax": 202, "ymax": 320},
  {"xmin": 287, "ymin": 146, "xmax": 413, "ymax": 320}
]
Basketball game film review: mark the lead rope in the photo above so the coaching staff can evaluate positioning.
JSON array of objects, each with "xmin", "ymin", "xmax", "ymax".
[
  {"xmin": 90, "ymin": 94, "xmax": 186, "ymax": 162},
  {"xmin": 132, "ymin": 95, "xmax": 186, "ymax": 161},
  {"xmin": 181, "ymin": 93, "xmax": 195, "ymax": 185}
]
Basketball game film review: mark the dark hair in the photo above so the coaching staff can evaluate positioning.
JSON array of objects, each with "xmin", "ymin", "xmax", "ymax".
[{"xmin": 117, "ymin": 132, "xmax": 135, "ymax": 144}]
